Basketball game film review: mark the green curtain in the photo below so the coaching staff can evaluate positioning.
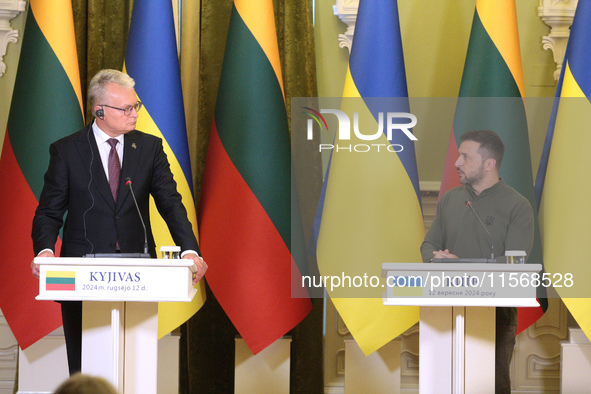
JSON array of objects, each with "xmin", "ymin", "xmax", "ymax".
[
  {"xmin": 274, "ymin": 2, "xmax": 324, "ymax": 394},
  {"xmin": 72, "ymin": 0, "xmax": 134, "ymax": 122}
]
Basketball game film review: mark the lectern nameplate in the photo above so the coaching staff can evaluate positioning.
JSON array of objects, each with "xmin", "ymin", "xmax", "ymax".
[
  {"xmin": 35, "ymin": 257, "xmax": 197, "ymax": 302},
  {"xmin": 381, "ymin": 262, "xmax": 542, "ymax": 307}
]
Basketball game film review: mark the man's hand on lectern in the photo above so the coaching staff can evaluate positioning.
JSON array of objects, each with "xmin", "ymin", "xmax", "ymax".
[
  {"xmin": 432, "ymin": 249, "xmax": 458, "ymax": 259},
  {"xmin": 183, "ymin": 253, "xmax": 208, "ymax": 285},
  {"xmin": 31, "ymin": 250, "xmax": 54, "ymax": 279}
]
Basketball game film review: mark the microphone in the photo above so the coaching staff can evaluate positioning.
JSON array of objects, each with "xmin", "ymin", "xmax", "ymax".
[
  {"xmin": 126, "ymin": 177, "xmax": 149, "ymax": 256},
  {"xmin": 466, "ymin": 200, "xmax": 495, "ymax": 259}
]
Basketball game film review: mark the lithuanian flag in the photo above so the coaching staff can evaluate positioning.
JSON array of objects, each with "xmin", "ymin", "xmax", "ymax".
[
  {"xmin": 124, "ymin": 0, "xmax": 205, "ymax": 338},
  {"xmin": 0, "ymin": 0, "xmax": 83, "ymax": 349},
  {"xmin": 440, "ymin": 0, "xmax": 546, "ymax": 332},
  {"xmin": 199, "ymin": 0, "xmax": 312, "ymax": 354},
  {"xmin": 46, "ymin": 271, "xmax": 76, "ymax": 291}
]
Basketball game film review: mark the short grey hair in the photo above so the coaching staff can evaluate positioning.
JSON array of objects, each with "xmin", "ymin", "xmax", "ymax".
[{"xmin": 88, "ymin": 69, "xmax": 135, "ymax": 111}]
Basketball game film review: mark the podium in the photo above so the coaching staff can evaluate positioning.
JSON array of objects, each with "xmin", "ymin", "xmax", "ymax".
[
  {"xmin": 35, "ymin": 256, "xmax": 197, "ymax": 394},
  {"xmin": 382, "ymin": 262, "xmax": 542, "ymax": 394}
]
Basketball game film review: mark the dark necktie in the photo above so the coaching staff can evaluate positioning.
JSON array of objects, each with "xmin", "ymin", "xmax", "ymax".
[{"xmin": 107, "ymin": 138, "xmax": 121, "ymax": 202}]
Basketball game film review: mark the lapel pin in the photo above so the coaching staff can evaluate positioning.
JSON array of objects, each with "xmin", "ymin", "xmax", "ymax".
[{"xmin": 132, "ymin": 143, "xmax": 137, "ymax": 149}]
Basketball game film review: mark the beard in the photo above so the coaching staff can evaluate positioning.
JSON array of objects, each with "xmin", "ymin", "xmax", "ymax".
[{"xmin": 458, "ymin": 164, "xmax": 485, "ymax": 186}]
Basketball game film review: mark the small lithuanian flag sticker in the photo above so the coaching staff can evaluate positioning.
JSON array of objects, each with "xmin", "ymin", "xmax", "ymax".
[{"xmin": 46, "ymin": 271, "xmax": 75, "ymax": 291}]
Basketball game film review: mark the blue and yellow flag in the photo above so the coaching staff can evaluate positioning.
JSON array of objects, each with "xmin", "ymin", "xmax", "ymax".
[
  {"xmin": 124, "ymin": 0, "xmax": 205, "ymax": 337},
  {"xmin": 316, "ymin": 0, "xmax": 424, "ymax": 356},
  {"xmin": 536, "ymin": 0, "xmax": 591, "ymax": 340}
]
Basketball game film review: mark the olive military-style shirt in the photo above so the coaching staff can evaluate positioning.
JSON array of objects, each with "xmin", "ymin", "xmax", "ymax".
[{"xmin": 420, "ymin": 179, "xmax": 534, "ymax": 325}]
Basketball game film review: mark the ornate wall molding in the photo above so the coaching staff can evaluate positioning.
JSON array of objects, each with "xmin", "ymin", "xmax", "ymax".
[
  {"xmin": 0, "ymin": 0, "xmax": 26, "ymax": 77},
  {"xmin": 333, "ymin": 0, "xmax": 359, "ymax": 53},
  {"xmin": 538, "ymin": 0, "xmax": 578, "ymax": 80}
]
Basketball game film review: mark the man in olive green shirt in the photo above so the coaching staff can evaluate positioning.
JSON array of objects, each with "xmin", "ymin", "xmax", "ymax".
[{"xmin": 421, "ymin": 130, "xmax": 534, "ymax": 394}]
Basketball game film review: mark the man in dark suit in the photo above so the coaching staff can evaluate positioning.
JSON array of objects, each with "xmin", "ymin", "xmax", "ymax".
[{"xmin": 30, "ymin": 69, "xmax": 207, "ymax": 375}]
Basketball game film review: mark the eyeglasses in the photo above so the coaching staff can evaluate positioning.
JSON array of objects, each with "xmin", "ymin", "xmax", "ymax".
[{"xmin": 101, "ymin": 101, "xmax": 143, "ymax": 116}]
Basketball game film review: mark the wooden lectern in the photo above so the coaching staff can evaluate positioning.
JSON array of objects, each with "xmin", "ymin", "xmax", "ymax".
[
  {"xmin": 35, "ymin": 256, "xmax": 196, "ymax": 394},
  {"xmin": 382, "ymin": 262, "xmax": 542, "ymax": 394}
]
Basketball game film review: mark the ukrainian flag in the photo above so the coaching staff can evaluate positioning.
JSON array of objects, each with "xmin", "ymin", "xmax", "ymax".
[
  {"xmin": 124, "ymin": 0, "xmax": 205, "ymax": 338},
  {"xmin": 316, "ymin": 0, "xmax": 424, "ymax": 356},
  {"xmin": 536, "ymin": 0, "xmax": 591, "ymax": 339}
]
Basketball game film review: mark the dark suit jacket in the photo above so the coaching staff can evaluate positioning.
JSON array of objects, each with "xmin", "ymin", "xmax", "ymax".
[{"xmin": 32, "ymin": 124, "xmax": 199, "ymax": 258}]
